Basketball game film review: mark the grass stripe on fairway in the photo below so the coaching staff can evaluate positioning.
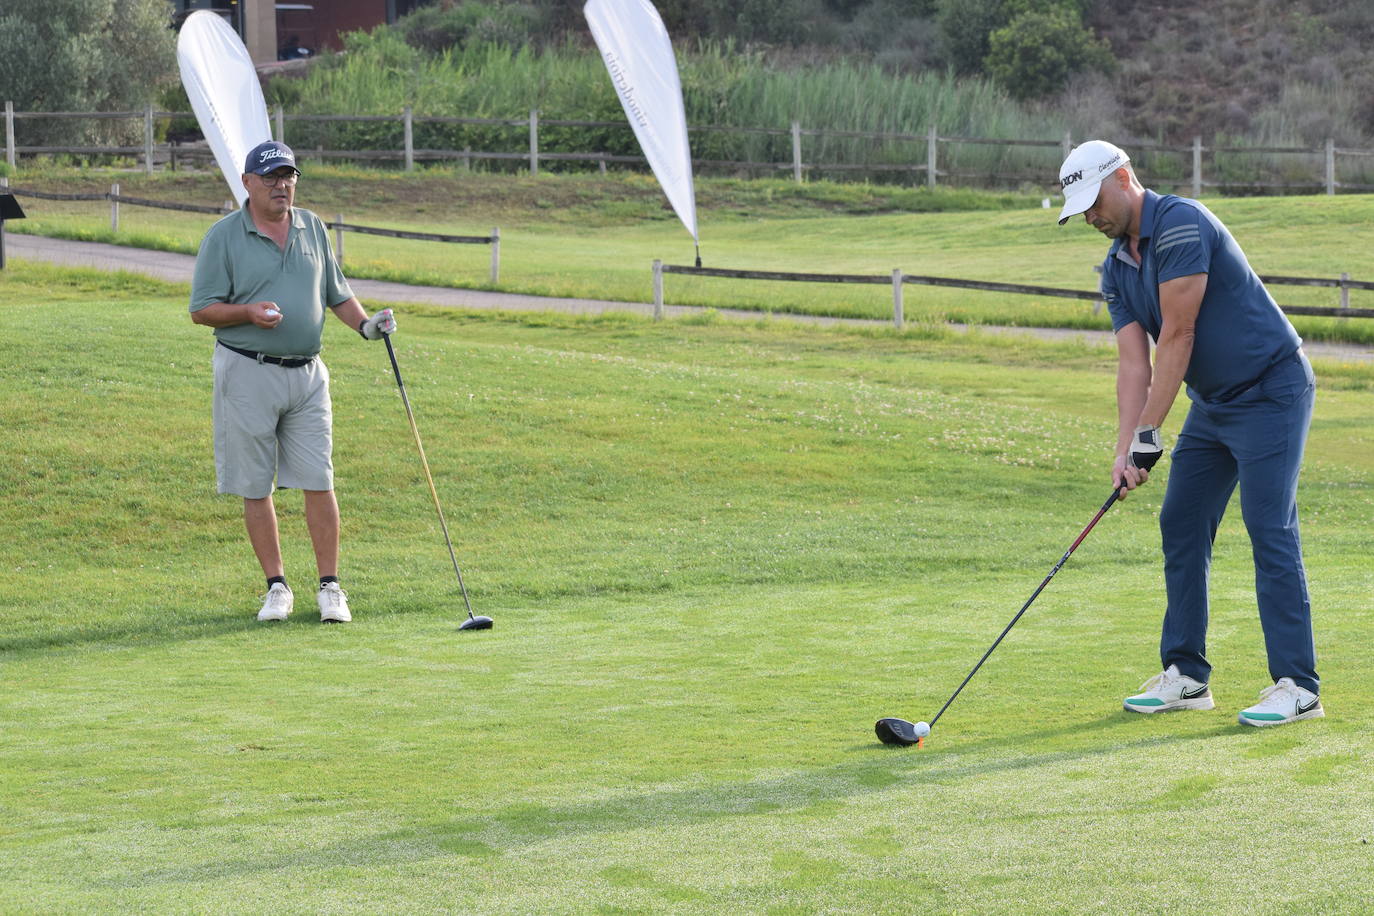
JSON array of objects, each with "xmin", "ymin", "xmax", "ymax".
[{"xmin": 2, "ymin": 278, "xmax": 1373, "ymax": 913}]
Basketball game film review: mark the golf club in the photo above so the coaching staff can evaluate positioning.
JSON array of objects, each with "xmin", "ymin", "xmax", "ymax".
[
  {"xmin": 383, "ymin": 333, "xmax": 493, "ymax": 631},
  {"xmin": 876, "ymin": 487, "xmax": 1124, "ymax": 747}
]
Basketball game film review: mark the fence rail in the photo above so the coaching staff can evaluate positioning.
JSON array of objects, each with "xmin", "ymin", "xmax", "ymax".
[
  {"xmin": 10, "ymin": 101, "xmax": 1374, "ymax": 193},
  {"xmin": 653, "ymin": 262, "xmax": 1374, "ymax": 326},
  {"xmin": 4, "ymin": 183, "xmax": 501, "ymax": 282}
]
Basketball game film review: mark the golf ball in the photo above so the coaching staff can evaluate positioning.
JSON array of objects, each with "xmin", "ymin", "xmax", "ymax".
[
  {"xmin": 914, "ymin": 721, "xmax": 931, "ymax": 738},
  {"xmin": 265, "ymin": 308, "xmax": 280, "ymax": 317}
]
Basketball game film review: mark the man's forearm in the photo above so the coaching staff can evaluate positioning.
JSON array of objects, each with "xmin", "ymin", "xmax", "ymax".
[
  {"xmin": 330, "ymin": 297, "xmax": 369, "ymax": 332},
  {"xmin": 1137, "ymin": 328, "xmax": 1194, "ymax": 428},
  {"xmin": 1116, "ymin": 362, "xmax": 1151, "ymax": 454},
  {"xmin": 191, "ymin": 301, "xmax": 256, "ymax": 328}
]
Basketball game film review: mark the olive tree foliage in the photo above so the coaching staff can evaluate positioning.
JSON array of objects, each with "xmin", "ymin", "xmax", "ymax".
[
  {"xmin": 0, "ymin": 0, "xmax": 177, "ymax": 145},
  {"xmin": 935, "ymin": 0, "xmax": 1111, "ymax": 97},
  {"xmin": 985, "ymin": 6, "xmax": 1114, "ymax": 100}
]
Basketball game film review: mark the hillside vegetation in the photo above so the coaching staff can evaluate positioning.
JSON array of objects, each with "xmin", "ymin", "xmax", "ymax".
[{"xmin": 316, "ymin": 0, "xmax": 1374, "ymax": 148}]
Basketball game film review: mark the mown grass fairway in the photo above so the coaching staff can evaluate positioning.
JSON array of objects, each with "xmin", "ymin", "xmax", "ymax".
[{"xmin": 3, "ymin": 266, "xmax": 1373, "ymax": 913}]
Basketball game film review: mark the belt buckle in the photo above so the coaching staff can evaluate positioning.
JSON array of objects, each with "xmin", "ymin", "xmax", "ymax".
[{"xmin": 255, "ymin": 351, "xmax": 267, "ymax": 365}]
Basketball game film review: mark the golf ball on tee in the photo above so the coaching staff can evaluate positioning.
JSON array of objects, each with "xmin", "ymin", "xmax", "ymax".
[{"xmin": 914, "ymin": 722, "xmax": 931, "ymax": 738}]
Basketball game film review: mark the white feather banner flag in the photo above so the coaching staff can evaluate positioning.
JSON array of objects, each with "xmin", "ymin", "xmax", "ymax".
[
  {"xmin": 584, "ymin": 0, "xmax": 698, "ymax": 247},
  {"xmin": 177, "ymin": 11, "xmax": 272, "ymax": 207}
]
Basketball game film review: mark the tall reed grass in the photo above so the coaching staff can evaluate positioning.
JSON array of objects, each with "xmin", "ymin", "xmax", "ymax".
[
  {"xmin": 272, "ymin": 35, "xmax": 1072, "ymax": 185},
  {"xmin": 266, "ymin": 34, "xmax": 1374, "ymax": 191}
]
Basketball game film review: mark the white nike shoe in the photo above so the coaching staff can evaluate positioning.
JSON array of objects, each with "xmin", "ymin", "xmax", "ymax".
[
  {"xmin": 257, "ymin": 583, "xmax": 293, "ymax": 622},
  {"xmin": 317, "ymin": 582, "xmax": 352, "ymax": 623},
  {"xmin": 1123, "ymin": 664, "xmax": 1215, "ymax": 713},
  {"xmin": 1238, "ymin": 678, "xmax": 1324, "ymax": 727}
]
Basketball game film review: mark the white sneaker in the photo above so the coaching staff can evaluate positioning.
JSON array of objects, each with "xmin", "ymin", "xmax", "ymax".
[
  {"xmin": 1123, "ymin": 664, "xmax": 1214, "ymax": 713},
  {"xmin": 1238, "ymin": 678, "xmax": 1324, "ymax": 727},
  {"xmin": 257, "ymin": 583, "xmax": 293, "ymax": 622},
  {"xmin": 317, "ymin": 582, "xmax": 352, "ymax": 623}
]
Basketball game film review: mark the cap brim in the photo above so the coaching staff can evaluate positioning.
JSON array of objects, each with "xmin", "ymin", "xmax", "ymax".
[{"xmin": 1057, "ymin": 179, "xmax": 1103, "ymax": 225}]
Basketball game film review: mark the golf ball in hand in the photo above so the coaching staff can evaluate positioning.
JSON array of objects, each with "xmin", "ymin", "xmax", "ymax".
[
  {"xmin": 914, "ymin": 722, "xmax": 931, "ymax": 738},
  {"xmin": 265, "ymin": 308, "xmax": 280, "ymax": 318}
]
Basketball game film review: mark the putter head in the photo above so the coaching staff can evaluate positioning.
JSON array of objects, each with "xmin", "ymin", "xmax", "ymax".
[
  {"xmin": 459, "ymin": 615, "xmax": 494, "ymax": 631},
  {"xmin": 875, "ymin": 717, "xmax": 923, "ymax": 747}
]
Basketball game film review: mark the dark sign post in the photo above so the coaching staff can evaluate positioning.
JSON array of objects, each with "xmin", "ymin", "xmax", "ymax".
[{"xmin": 0, "ymin": 193, "xmax": 26, "ymax": 270}]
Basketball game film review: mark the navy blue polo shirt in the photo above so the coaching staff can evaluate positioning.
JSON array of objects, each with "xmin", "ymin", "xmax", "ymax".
[{"xmin": 1101, "ymin": 190, "xmax": 1300, "ymax": 403}]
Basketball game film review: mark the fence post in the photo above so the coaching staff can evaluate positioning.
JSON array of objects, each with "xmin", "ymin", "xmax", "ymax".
[
  {"xmin": 529, "ymin": 109, "xmax": 539, "ymax": 176},
  {"xmin": 403, "ymin": 105, "xmax": 414, "ymax": 172},
  {"xmin": 274, "ymin": 104, "xmax": 284, "ymax": 142},
  {"xmin": 1339, "ymin": 271, "xmax": 1350, "ymax": 316},
  {"xmin": 1192, "ymin": 136, "xmax": 1202, "ymax": 198},
  {"xmin": 892, "ymin": 269, "xmax": 904, "ymax": 329},
  {"xmin": 1092, "ymin": 264, "xmax": 1104, "ymax": 315},
  {"xmin": 334, "ymin": 214, "xmax": 345, "ymax": 265},
  {"xmin": 490, "ymin": 226, "xmax": 500, "ymax": 284},
  {"xmin": 5, "ymin": 101, "xmax": 14, "ymax": 171},
  {"xmin": 144, "ymin": 105, "xmax": 155, "ymax": 175},
  {"xmin": 791, "ymin": 120, "xmax": 802, "ymax": 184},
  {"xmin": 1325, "ymin": 138, "xmax": 1336, "ymax": 195},
  {"xmin": 1062, "ymin": 131, "xmax": 1072, "ymax": 160},
  {"xmin": 652, "ymin": 259, "xmax": 664, "ymax": 321},
  {"xmin": 926, "ymin": 125, "xmax": 937, "ymax": 189},
  {"xmin": 111, "ymin": 183, "xmax": 119, "ymax": 232}
]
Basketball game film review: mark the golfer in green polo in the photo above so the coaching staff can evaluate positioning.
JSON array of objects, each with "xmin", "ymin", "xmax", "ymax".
[{"xmin": 190, "ymin": 140, "xmax": 395, "ymax": 624}]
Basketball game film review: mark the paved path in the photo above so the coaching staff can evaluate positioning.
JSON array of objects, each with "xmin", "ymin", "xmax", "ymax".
[{"xmin": 10, "ymin": 233, "xmax": 1374, "ymax": 363}]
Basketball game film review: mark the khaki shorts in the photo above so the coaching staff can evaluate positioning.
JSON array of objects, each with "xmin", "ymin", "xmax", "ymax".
[{"xmin": 212, "ymin": 344, "xmax": 334, "ymax": 499}]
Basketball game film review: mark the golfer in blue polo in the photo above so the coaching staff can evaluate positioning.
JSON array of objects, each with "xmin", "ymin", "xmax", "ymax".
[{"xmin": 1058, "ymin": 140, "xmax": 1322, "ymax": 727}]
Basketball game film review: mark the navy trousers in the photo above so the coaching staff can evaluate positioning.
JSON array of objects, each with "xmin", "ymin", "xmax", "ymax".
[{"xmin": 1157, "ymin": 350, "xmax": 1318, "ymax": 693}]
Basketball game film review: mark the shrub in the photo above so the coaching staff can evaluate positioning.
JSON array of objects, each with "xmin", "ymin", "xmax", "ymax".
[
  {"xmin": 396, "ymin": 1, "xmax": 549, "ymax": 53},
  {"xmin": 0, "ymin": 0, "xmax": 176, "ymax": 145},
  {"xmin": 985, "ymin": 7, "xmax": 1113, "ymax": 101}
]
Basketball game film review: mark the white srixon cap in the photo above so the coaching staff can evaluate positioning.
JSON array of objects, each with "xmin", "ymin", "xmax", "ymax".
[{"xmin": 1057, "ymin": 140, "xmax": 1130, "ymax": 225}]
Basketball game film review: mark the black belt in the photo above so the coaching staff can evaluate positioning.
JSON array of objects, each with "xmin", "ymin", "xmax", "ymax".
[{"xmin": 218, "ymin": 340, "xmax": 316, "ymax": 368}]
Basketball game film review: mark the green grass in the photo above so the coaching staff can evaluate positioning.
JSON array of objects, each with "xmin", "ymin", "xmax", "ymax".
[
  {"xmin": 2, "ymin": 267, "xmax": 1373, "ymax": 912},
  {"xmin": 10, "ymin": 168, "xmax": 1374, "ymax": 344}
]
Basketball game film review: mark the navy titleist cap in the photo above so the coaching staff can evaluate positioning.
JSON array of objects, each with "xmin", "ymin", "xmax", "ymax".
[{"xmin": 243, "ymin": 140, "xmax": 299, "ymax": 176}]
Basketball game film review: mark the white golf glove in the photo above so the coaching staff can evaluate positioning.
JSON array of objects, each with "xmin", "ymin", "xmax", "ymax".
[
  {"xmin": 1128, "ymin": 425, "xmax": 1163, "ymax": 471},
  {"xmin": 359, "ymin": 308, "xmax": 396, "ymax": 340}
]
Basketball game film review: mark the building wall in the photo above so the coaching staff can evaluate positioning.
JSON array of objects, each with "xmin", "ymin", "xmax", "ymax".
[
  {"xmin": 242, "ymin": 0, "xmax": 278, "ymax": 65},
  {"xmin": 172, "ymin": 0, "xmax": 398, "ymax": 65}
]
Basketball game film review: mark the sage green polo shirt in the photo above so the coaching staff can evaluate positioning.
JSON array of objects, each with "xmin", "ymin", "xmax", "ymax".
[{"xmin": 189, "ymin": 206, "xmax": 354, "ymax": 357}]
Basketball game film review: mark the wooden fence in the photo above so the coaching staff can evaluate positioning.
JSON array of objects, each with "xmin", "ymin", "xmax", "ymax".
[
  {"xmin": 4, "ymin": 182, "xmax": 501, "ymax": 282},
  {"xmin": 8, "ymin": 102, "xmax": 1374, "ymax": 193},
  {"xmin": 651, "ymin": 261, "xmax": 1374, "ymax": 326}
]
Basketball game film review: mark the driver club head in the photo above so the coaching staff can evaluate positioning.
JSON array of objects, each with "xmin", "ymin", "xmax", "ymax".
[
  {"xmin": 875, "ymin": 717, "xmax": 925, "ymax": 747},
  {"xmin": 459, "ymin": 615, "xmax": 494, "ymax": 631}
]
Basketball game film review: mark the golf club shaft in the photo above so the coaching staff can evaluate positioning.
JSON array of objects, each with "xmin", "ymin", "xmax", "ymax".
[
  {"xmin": 928, "ymin": 488, "xmax": 1122, "ymax": 729},
  {"xmin": 383, "ymin": 334, "xmax": 477, "ymax": 622}
]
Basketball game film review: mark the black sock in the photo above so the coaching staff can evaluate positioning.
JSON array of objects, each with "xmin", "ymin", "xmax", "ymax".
[
  {"xmin": 267, "ymin": 576, "xmax": 287, "ymax": 590},
  {"xmin": 319, "ymin": 575, "xmax": 339, "ymax": 588}
]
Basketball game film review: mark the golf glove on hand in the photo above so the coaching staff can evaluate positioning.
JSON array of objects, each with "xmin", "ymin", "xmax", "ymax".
[
  {"xmin": 1128, "ymin": 425, "xmax": 1163, "ymax": 471},
  {"xmin": 359, "ymin": 308, "xmax": 396, "ymax": 340}
]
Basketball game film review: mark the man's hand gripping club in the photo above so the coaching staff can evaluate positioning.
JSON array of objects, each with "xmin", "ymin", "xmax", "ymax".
[
  {"xmin": 1114, "ymin": 424, "xmax": 1164, "ymax": 497},
  {"xmin": 359, "ymin": 308, "xmax": 397, "ymax": 339}
]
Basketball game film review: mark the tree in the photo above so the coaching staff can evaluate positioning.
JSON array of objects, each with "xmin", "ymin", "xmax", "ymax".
[
  {"xmin": 0, "ymin": 0, "xmax": 176, "ymax": 144},
  {"xmin": 985, "ymin": 6, "xmax": 1113, "ymax": 100},
  {"xmin": 935, "ymin": 0, "xmax": 1007, "ymax": 74}
]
